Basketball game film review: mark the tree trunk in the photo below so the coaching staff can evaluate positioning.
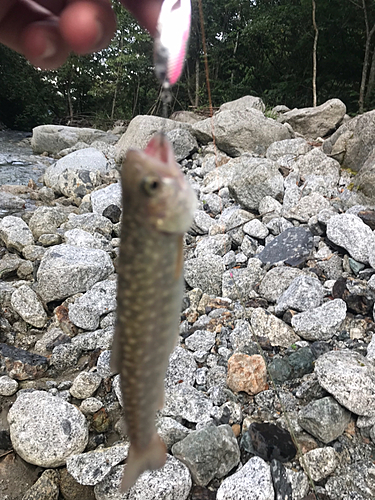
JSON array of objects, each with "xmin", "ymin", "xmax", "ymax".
[
  {"xmin": 312, "ymin": 0, "xmax": 318, "ymax": 107},
  {"xmin": 365, "ymin": 47, "xmax": 375, "ymax": 104}
]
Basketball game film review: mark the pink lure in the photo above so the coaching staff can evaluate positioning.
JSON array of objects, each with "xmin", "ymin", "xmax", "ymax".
[{"xmin": 154, "ymin": 0, "xmax": 191, "ymax": 86}]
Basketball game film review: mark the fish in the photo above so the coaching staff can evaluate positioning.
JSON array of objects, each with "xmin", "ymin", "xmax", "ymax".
[{"xmin": 112, "ymin": 133, "xmax": 197, "ymax": 492}]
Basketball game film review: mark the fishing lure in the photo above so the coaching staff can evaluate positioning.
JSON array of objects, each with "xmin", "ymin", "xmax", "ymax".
[{"xmin": 154, "ymin": 0, "xmax": 191, "ymax": 92}]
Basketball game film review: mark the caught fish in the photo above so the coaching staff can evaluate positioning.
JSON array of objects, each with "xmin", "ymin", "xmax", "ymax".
[
  {"xmin": 154, "ymin": 0, "xmax": 191, "ymax": 87},
  {"xmin": 112, "ymin": 133, "xmax": 197, "ymax": 491}
]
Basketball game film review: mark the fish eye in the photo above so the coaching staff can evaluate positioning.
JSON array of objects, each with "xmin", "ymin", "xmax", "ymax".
[{"xmin": 141, "ymin": 176, "xmax": 161, "ymax": 197}]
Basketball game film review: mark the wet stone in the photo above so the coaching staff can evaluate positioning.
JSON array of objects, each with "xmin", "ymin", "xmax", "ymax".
[
  {"xmin": 298, "ymin": 396, "xmax": 351, "ymax": 444},
  {"xmin": 171, "ymin": 424, "xmax": 240, "ymax": 486},
  {"xmin": 0, "ymin": 343, "xmax": 48, "ymax": 380},
  {"xmin": 258, "ymin": 227, "xmax": 314, "ymax": 266},
  {"xmin": 248, "ymin": 422, "xmax": 297, "ymax": 462}
]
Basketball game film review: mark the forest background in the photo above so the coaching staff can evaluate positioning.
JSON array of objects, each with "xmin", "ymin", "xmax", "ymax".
[{"xmin": 0, "ymin": 0, "xmax": 374, "ymax": 131}]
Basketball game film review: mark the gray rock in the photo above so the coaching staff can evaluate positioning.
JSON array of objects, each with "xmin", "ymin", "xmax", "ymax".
[
  {"xmin": 228, "ymin": 156, "xmax": 284, "ymax": 211},
  {"xmin": 38, "ymin": 233, "xmax": 62, "ymax": 246},
  {"xmin": 0, "ymin": 216, "xmax": 34, "ymax": 252},
  {"xmin": 222, "ymin": 260, "xmax": 265, "ymax": 301},
  {"xmin": 219, "ymin": 95, "xmax": 266, "ymax": 113},
  {"xmin": 22, "ymin": 244, "xmax": 46, "ymax": 261},
  {"xmin": 201, "ymin": 157, "xmax": 239, "ymax": 193},
  {"xmin": 275, "ymin": 275, "xmax": 324, "ymax": 314},
  {"xmin": 37, "ymin": 244, "xmax": 114, "ymax": 302},
  {"xmin": 229, "ymin": 320, "xmax": 254, "ymax": 352},
  {"xmin": 80, "ymin": 397, "xmax": 103, "ymax": 414},
  {"xmin": 8, "ymin": 391, "xmax": 88, "ymax": 467},
  {"xmin": 266, "ymin": 138, "xmax": 312, "ymax": 166},
  {"xmin": 0, "ymin": 375, "xmax": 18, "ymax": 396},
  {"xmin": 324, "ymin": 461, "xmax": 375, "ymax": 500},
  {"xmin": 66, "ymin": 443, "xmax": 129, "ymax": 485},
  {"xmin": 194, "ymin": 234, "xmax": 232, "ymax": 258},
  {"xmin": 51, "ymin": 343, "xmax": 82, "ymax": 371},
  {"xmin": 243, "ymin": 219, "xmax": 269, "ymax": 239},
  {"xmin": 156, "ymin": 416, "xmax": 190, "ymax": 451},
  {"xmin": 68, "ymin": 280, "xmax": 117, "ymax": 330},
  {"xmin": 17, "ymin": 263, "xmax": 33, "ymax": 282},
  {"xmin": 285, "ymin": 469, "xmax": 310, "ymax": 500},
  {"xmin": 201, "ymin": 193, "xmax": 223, "ymax": 216},
  {"xmin": 278, "ymin": 98, "xmax": 346, "ymax": 138},
  {"xmin": 216, "ymin": 456, "xmax": 274, "ymax": 500},
  {"xmin": 258, "ymin": 227, "xmax": 314, "ymax": 266},
  {"xmin": 327, "ymin": 213, "xmax": 375, "ymax": 265},
  {"xmin": 258, "ymin": 267, "xmax": 305, "ymax": 303},
  {"xmin": 60, "ymin": 213, "xmax": 113, "ymax": 237},
  {"xmin": 251, "ymin": 308, "xmax": 300, "ymax": 348},
  {"xmin": 63, "ymin": 228, "xmax": 112, "ymax": 252},
  {"xmin": 165, "ymin": 347, "xmax": 197, "ymax": 390},
  {"xmin": 172, "ymin": 424, "xmax": 240, "ymax": 486},
  {"xmin": 216, "ymin": 206, "xmax": 255, "ymax": 231},
  {"xmin": 72, "ymin": 328, "xmax": 114, "ymax": 351},
  {"xmin": 300, "ymin": 447, "xmax": 338, "ymax": 482},
  {"xmin": 0, "ymin": 191, "xmax": 25, "ymax": 210},
  {"xmin": 31, "ymin": 124, "xmax": 115, "ymax": 154},
  {"xmin": 0, "ymin": 252, "xmax": 23, "ymax": 278},
  {"xmin": 11, "ymin": 285, "xmax": 47, "ymax": 328},
  {"xmin": 166, "ymin": 128, "xmax": 198, "ymax": 161},
  {"xmin": 294, "ymin": 148, "xmax": 340, "ymax": 187},
  {"xmin": 283, "ymin": 192, "xmax": 331, "ymax": 223},
  {"xmin": 29, "ymin": 206, "xmax": 70, "ymax": 239},
  {"xmin": 184, "ymin": 255, "xmax": 224, "ymax": 296},
  {"xmin": 315, "ymin": 350, "xmax": 375, "ymax": 416},
  {"xmin": 91, "ymin": 183, "xmax": 122, "ymax": 215},
  {"xmin": 193, "ymin": 109, "xmax": 292, "ymax": 157},
  {"xmin": 69, "ymin": 371, "xmax": 102, "ymax": 399},
  {"xmin": 298, "ymin": 396, "xmax": 351, "ymax": 443},
  {"xmin": 170, "ymin": 110, "xmax": 204, "ymax": 124},
  {"xmin": 185, "ymin": 330, "xmax": 216, "ymax": 352},
  {"xmin": 162, "ymin": 383, "xmax": 213, "ymax": 423},
  {"xmin": 291, "ymin": 298, "xmax": 347, "ymax": 341},
  {"xmin": 191, "ymin": 210, "xmax": 215, "ymax": 234},
  {"xmin": 94, "ymin": 455, "xmax": 191, "ymax": 500}
]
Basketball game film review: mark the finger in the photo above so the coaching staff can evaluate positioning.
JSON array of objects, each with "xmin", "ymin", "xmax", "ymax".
[
  {"xmin": 121, "ymin": 0, "xmax": 163, "ymax": 36},
  {"xmin": 59, "ymin": 0, "xmax": 116, "ymax": 54}
]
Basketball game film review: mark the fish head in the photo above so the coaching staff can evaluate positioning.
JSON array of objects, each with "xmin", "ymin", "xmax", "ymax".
[{"xmin": 122, "ymin": 133, "xmax": 197, "ymax": 233}]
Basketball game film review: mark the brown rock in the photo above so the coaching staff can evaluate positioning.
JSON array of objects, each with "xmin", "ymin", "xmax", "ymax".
[
  {"xmin": 21, "ymin": 469, "xmax": 59, "ymax": 500},
  {"xmin": 0, "ymin": 453, "xmax": 40, "ymax": 500},
  {"xmin": 0, "ymin": 343, "xmax": 48, "ymax": 380},
  {"xmin": 227, "ymin": 353, "xmax": 268, "ymax": 395},
  {"xmin": 59, "ymin": 468, "xmax": 95, "ymax": 500}
]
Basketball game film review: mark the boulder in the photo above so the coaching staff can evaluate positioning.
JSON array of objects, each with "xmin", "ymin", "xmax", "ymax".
[
  {"xmin": 278, "ymin": 98, "xmax": 346, "ymax": 138},
  {"xmin": 219, "ymin": 95, "xmax": 266, "ymax": 113}
]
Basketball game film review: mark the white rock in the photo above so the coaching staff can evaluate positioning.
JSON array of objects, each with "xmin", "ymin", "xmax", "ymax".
[
  {"xmin": 0, "ymin": 375, "xmax": 18, "ymax": 396},
  {"xmin": 70, "ymin": 371, "xmax": 102, "ymax": 399},
  {"xmin": 0, "ymin": 216, "xmax": 34, "ymax": 252},
  {"xmin": 10, "ymin": 285, "xmax": 47, "ymax": 328}
]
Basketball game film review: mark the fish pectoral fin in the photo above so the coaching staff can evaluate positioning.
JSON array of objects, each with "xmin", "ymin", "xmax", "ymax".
[{"xmin": 120, "ymin": 434, "xmax": 166, "ymax": 492}]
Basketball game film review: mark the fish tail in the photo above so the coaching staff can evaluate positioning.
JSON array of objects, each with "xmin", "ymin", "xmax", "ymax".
[{"xmin": 120, "ymin": 433, "xmax": 166, "ymax": 492}]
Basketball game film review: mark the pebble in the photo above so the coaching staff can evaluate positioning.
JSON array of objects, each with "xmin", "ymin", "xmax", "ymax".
[
  {"xmin": 251, "ymin": 308, "xmax": 300, "ymax": 347},
  {"xmin": 156, "ymin": 416, "xmax": 190, "ymax": 451},
  {"xmin": 185, "ymin": 330, "xmax": 216, "ymax": 352},
  {"xmin": 172, "ymin": 424, "xmax": 240, "ymax": 486},
  {"xmin": 162, "ymin": 383, "xmax": 213, "ymax": 423},
  {"xmin": 0, "ymin": 343, "xmax": 49, "ymax": 380},
  {"xmin": 21, "ymin": 469, "xmax": 60, "ymax": 500},
  {"xmin": 69, "ymin": 371, "xmax": 102, "ymax": 399},
  {"xmin": 8, "ymin": 390, "xmax": 88, "ymax": 467},
  {"xmin": 300, "ymin": 446, "xmax": 338, "ymax": 481},
  {"xmin": 275, "ymin": 275, "xmax": 324, "ymax": 314},
  {"xmin": 164, "ymin": 346, "xmax": 197, "ymax": 390},
  {"xmin": 258, "ymin": 227, "xmax": 314, "ymax": 266},
  {"xmin": 80, "ymin": 397, "xmax": 103, "ymax": 414},
  {"xmin": 0, "ymin": 375, "xmax": 18, "ymax": 396},
  {"xmin": 227, "ymin": 353, "xmax": 268, "ymax": 395},
  {"xmin": 0, "ymin": 215, "xmax": 34, "ymax": 252},
  {"xmin": 10, "ymin": 284, "xmax": 47, "ymax": 328}
]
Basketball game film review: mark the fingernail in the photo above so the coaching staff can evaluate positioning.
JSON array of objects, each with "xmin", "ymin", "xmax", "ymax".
[{"xmin": 41, "ymin": 38, "xmax": 57, "ymax": 60}]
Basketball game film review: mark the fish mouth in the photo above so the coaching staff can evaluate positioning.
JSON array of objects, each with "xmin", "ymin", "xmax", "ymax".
[{"xmin": 144, "ymin": 133, "xmax": 174, "ymax": 165}]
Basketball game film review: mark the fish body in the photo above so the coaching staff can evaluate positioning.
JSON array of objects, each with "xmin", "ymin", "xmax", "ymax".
[
  {"xmin": 154, "ymin": 0, "xmax": 191, "ymax": 86},
  {"xmin": 112, "ymin": 134, "xmax": 196, "ymax": 491}
]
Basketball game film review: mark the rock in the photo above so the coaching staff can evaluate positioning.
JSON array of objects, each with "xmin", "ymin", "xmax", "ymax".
[
  {"xmin": 31, "ymin": 124, "xmax": 116, "ymax": 154},
  {"xmin": 191, "ymin": 209, "xmax": 215, "ymax": 234},
  {"xmin": 322, "ymin": 109, "xmax": 375, "ymax": 172},
  {"xmin": 0, "ymin": 215, "xmax": 34, "ymax": 252},
  {"xmin": 29, "ymin": 206, "xmax": 70, "ymax": 239},
  {"xmin": 59, "ymin": 468, "xmax": 96, "ymax": 500},
  {"xmin": 94, "ymin": 455, "xmax": 191, "ymax": 500},
  {"xmin": 51, "ymin": 344, "xmax": 82, "ymax": 371},
  {"xmin": 38, "ymin": 233, "xmax": 62, "ymax": 246},
  {"xmin": 156, "ymin": 416, "xmax": 190, "ymax": 451},
  {"xmin": 171, "ymin": 424, "xmax": 240, "ymax": 486},
  {"xmin": 192, "ymin": 109, "xmax": 292, "ymax": 157},
  {"xmin": 0, "ymin": 376, "xmax": 17, "ymax": 399},
  {"xmin": 294, "ymin": 147, "xmax": 340, "ymax": 187},
  {"xmin": 184, "ymin": 255, "xmax": 225, "ymax": 296},
  {"xmin": 222, "ymin": 262, "xmax": 265, "ymax": 301},
  {"xmin": 91, "ymin": 183, "xmax": 122, "ymax": 216},
  {"xmin": 291, "ymin": 298, "xmax": 347, "ymax": 341},
  {"xmin": 8, "ymin": 390, "xmax": 88, "ymax": 467},
  {"xmin": 227, "ymin": 353, "xmax": 268, "ymax": 395},
  {"xmin": 44, "ymin": 148, "xmax": 108, "ymax": 197},
  {"xmin": 63, "ymin": 228, "xmax": 112, "ymax": 252},
  {"xmin": 164, "ymin": 346, "xmax": 197, "ymax": 390},
  {"xmin": 275, "ymin": 275, "xmax": 324, "ymax": 314},
  {"xmin": 0, "ymin": 343, "xmax": 48, "ymax": 380},
  {"xmin": 21, "ymin": 469, "xmax": 60, "ymax": 500},
  {"xmin": 268, "ymin": 358, "xmax": 293, "ymax": 385},
  {"xmin": 248, "ymin": 422, "xmax": 297, "ymax": 462},
  {"xmin": 68, "ymin": 280, "xmax": 117, "ymax": 330},
  {"xmin": 228, "ymin": 156, "xmax": 284, "ymax": 211},
  {"xmin": 37, "ymin": 244, "xmax": 114, "ymax": 302},
  {"xmin": 278, "ymin": 98, "xmax": 346, "ymax": 138},
  {"xmin": 185, "ymin": 330, "xmax": 216, "ymax": 352},
  {"xmin": 80, "ymin": 397, "xmax": 103, "ymax": 415},
  {"xmin": 216, "ymin": 456, "xmax": 274, "ymax": 500},
  {"xmin": 251, "ymin": 308, "xmax": 300, "ymax": 347},
  {"xmin": 194, "ymin": 234, "xmax": 231, "ymax": 257},
  {"xmin": 219, "ymin": 95, "xmax": 266, "ymax": 113},
  {"xmin": 201, "ymin": 157, "xmax": 239, "ymax": 193},
  {"xmin": 0, "ymin": 452, "xmax": 40, "ymax": 500},
  {"xmin": 15, "ymin": 258, "xmax": 33, "ymax": 279},
  {"xmin": 22, "ymin": 244, "xmax": 46, "ymax": 261},
  {"xmin": 258, "ymin": 227, "xmax": 314, "ymax": 266},
  {"xmin": 315, "ymin": 350, "xmax": 375, "ymax": 416},
  {"xmin": 243, "ymin": 219, "xmax": 269, "ymax": 239},
  {"xmin": 166, "ymin": 128, "xmax": 198, "ymax": 161},
  {"xmin": 61, "ymin": 213, "xmax": 113, "ymax": 237},
  {"xmin": 115, "ymin": 115, "xmax": 190, "ymax": 162},
  {"xmin": 69, "ymin": 371, "xmax": 102, "ymax": 399},
  {"xmin": 298, "ymin": 396, "xmax": 351, "ymax": 443},
  {"xmin": 11, "ymin": 284, "xmax": 47, "ymax": 328},
  {"xmin": 288, "ymin": 347, "xmax": 315, "ymax": 378},
  {"xmin": 258, "ymin": 267, "xmax": 305, "ymax": 303},
  {"xmin": 162, "ymin": 383, "xmax": 213, "ymax": 423},
  {"xmin": 300, "ymin": 447, "xmax": 338, "ymax": 482},
  {"xmin": 285, "ymin": 469, "xmax": 310, "ymax": 500},
  {"xmin": 266, "ymin": 137, "xmax": 312, "ymax": 166},
  {"xmin": 270, "ymin": 459, "xmax": 292, "ymax": 500},
  {"xmin": 170, "ymin": 110, "xmax": 204, "ymax": 124},
  {"xmin": 66, "ymin": 443, "xmax": 129, "ymax": 485},
  {"xmin": 327, "ymin": 214, "xmax": 375, "ymax": 265},
  {"xmin": 0, "ymin": 190, "xmax": 25, "ymax": 210}
]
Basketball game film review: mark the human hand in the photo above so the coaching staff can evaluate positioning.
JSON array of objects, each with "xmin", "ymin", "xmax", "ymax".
[{"xmin": 0, "ymin": 0, "xmax": 163, "ymax": 69}]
